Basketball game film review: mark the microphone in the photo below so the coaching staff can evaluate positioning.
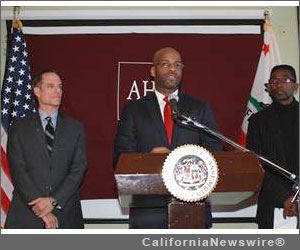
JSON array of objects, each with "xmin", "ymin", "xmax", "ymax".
[
  {"xmin": 169, "ymin": 97, "xmax": 179, "ymax": 120},
  {"xmin": 168, "ymin": 98, "xmax": 299, "ymax": 186}
]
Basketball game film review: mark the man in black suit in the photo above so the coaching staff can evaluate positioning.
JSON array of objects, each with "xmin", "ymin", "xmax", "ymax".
[
  {"xmin": 5, "ymin": 70, "xmax": 87, "ymax": 229},
  {"xmin": 114, "ymin": 47, "xmax": 221, "ymax": 229},
  {"xmin": 247, "ymin": 64, "xmax": 299, "ymax": 228}
]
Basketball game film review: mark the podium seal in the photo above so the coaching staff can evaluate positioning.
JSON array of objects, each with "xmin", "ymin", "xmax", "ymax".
[{"xmin": 162, "ymin": 144, "xmax": 219, "ymax": 202}]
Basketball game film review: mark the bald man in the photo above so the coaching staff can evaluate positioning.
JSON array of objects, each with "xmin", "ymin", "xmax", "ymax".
[{"xmin": 114, "ymin": 47, "xmax": 221, "ymax": 229}]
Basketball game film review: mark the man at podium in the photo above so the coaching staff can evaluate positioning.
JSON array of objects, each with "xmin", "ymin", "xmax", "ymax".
[{"xmin": 114, "ymin": 47, "xmax": 221, "ymax": 229}]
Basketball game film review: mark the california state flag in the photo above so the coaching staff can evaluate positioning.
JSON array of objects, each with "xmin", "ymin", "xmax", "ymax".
[{"xmin": 237, "ymin": 22, "xmax": 282, "ymax": 146}]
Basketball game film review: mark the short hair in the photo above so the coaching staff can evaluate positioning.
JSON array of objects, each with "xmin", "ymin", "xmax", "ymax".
[
  {"xmin": 32, "ymin": 69, "xmax": 62, "ymax": 87},
  {"xmin": 270, "ymin": 64, "xmax": 297, "ymax": 81}
]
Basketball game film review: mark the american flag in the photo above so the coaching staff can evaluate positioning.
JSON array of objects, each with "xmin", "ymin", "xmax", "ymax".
[{"xmin": 1, "ymin": 27, "xmax": 35, "ymax": 228}]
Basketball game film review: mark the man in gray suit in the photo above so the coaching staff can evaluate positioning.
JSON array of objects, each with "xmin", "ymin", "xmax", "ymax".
[{"xmin": 5, "ymin": 70, "xmax": 87, "ymax": 229}]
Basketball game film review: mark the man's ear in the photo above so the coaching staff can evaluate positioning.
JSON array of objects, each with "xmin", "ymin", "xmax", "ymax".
[
  {"xmin": 33, "ymin": 86, "xmax": 40, "ymax": 98},
  {"xmin": 150, "ymin": 66, "xmax": 156, "ymax": 78},
  {"xmin": 293, "ymin": 83, "xmax": 299, "ymax": 94}
]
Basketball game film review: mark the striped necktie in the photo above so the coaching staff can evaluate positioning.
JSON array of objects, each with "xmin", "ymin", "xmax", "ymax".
[{"xmin": 45, "ymin": 116, "xmax": 55, "ymax": 156}]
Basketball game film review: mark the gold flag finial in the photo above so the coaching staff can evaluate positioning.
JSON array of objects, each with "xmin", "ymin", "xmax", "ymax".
[
  {"xmin": 263, "ymin": 10, "xmax": 272, "ymax": 32},
  {"xmin": 264, "ymin": 10, "xmax": 270, "ymax": 23},
  {"xmin": 12, "ymin": 6, "xmax": 23, "ymax": 29}
]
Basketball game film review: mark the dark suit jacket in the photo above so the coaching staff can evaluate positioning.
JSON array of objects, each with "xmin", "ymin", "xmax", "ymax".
[
  {"xmin": 5, "ymin": 112, "xmax": 87, "ymax": 229},
  {"xmin": 114, "ymin": 92, "xmax": 221, "ymax": 165},
  {"xmin": 246, "ymin": 100, "xmax": 299, "ymax": 229},
  {"xmin": 114, "ymin": 92, "xmax": 221, "ymax": 228}
]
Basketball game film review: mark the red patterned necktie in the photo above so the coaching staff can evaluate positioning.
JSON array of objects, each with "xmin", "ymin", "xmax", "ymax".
[{"xmin": 163, "ymin": 96, "xmax": 174, "ymax": 145}]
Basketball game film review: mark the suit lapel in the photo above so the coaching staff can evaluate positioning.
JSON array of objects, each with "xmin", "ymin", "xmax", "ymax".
[
  {"xmin": 33, "ymin": 113, "xmax": 51, "ymax": 159},
  {"xmin": 33, "ymin": 112, "xmax": 65, "ymax": 165},
  {"xmin": 51, "ymin": 112, "xmax": 65, "ymax": 158},
  {"xmin": 144, "ymin": 93, "xmax": 168, "ymax": 145},
  {"xmin": 177, "ymin": 92, "xmax": 189, "ymax": 116},
  {"xmin": 32, "ymin": 113, "xmax": 52, "ymax": 177}
]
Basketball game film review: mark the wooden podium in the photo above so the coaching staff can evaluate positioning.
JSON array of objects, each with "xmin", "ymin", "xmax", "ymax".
[{"xmin": 115, "ymin": 151, "xmax": 263, "ymax": 228}]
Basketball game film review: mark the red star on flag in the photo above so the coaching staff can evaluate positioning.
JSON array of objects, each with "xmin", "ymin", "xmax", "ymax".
[{"xmin": 263, "ymin": 44, "xmax": 269, "ymax": 55}]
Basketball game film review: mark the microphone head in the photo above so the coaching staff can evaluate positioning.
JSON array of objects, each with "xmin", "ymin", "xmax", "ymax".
[
  {"xmin": 168, "ymin": 95, "xmax": 179, "ymax": 103},
  {"xmin": 169, "ymin": 98, "xmax": 178, "ymax": 119}
]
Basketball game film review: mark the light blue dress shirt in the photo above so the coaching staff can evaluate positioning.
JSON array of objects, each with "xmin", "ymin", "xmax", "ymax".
[{"xmin": 39, "ymin": 109, "xmax": 58, "ymax": 131}]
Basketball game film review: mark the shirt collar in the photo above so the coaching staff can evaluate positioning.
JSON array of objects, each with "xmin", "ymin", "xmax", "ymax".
[
  {"xmin": 39, "ymin": 109, "xmax": 58, "ymax": 128},
  {"xmin": 154, "ymin": 89, "xmax": 179, "ymax": 102}
]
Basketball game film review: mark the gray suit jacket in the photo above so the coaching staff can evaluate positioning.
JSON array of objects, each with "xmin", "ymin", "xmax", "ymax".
[{"xmin": 5, "ymin": 112, "xmax": 87, "ymax": 229}]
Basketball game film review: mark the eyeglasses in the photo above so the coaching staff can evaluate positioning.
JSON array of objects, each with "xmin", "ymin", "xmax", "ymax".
[
  {"xmin": 156, "ymin": 61, "xmax": 184, "ymax": 70},
  {"xmin": 268, "ymin": 77, "xmax": 296, "ymax": 85}
]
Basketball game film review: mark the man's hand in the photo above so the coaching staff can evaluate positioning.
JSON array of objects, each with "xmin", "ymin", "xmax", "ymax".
[
  {"xmin": 283, "ymin": 196, "xmax": 298, "ymax": 219},
  {"xmin": 28, "ymin": 197, "xmax": 54, "ymax": 218},
  {"xmin": 41, "ymin": 213, "xmax": 59, "ymax": 229},
  {"xmin": 150, "ymin": 147, "xmax": 171, "ymax": 154}
]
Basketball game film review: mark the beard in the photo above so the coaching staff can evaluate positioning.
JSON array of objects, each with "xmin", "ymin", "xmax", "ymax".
[
  {"xmin": 156, "ymin": 73, "xmax": 181, "ymax": 91},
  {"xmin": 270, "ymin": 88, "xmax": 294, "ymax": 102}
]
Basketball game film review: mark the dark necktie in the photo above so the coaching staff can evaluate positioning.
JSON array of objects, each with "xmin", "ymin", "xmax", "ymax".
[
  {"xmin": 45, "ymin": 116, "xmax": 55, "ymax": 156},
  {"xmin": 163, "ymin": 96, "xmax": 174, "ymax": 145}
]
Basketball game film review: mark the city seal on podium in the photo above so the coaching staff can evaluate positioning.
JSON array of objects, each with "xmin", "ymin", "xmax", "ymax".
[{"xmin": 162, "ymin": 144, "xmax": 219, "ymax": 202}]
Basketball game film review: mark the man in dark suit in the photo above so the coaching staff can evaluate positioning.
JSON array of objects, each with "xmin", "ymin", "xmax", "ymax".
[
  {"xmin": 114, "ymin": 47, "xmax": 221, "ymax": 229},
  {"xmin": 5, "ymin": 70, "xmax": 87, "ymax": 229},
  {"xmin": 247, "ymin": 64, "xmax": 299, "ymax": 228}
]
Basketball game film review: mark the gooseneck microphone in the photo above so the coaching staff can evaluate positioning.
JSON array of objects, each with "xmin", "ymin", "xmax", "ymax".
[
  {"xmin": 168, "ymin": 97, "xmax": 298, "ymax": 187},
  {"xmin": 169, "ymin": 98, "xmax": 179, "ymax": 120}
]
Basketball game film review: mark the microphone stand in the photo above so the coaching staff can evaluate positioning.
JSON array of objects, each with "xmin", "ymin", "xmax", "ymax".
[{"xmin": 170, "ymin": 104, "xmax": 298, "ymax": 201}]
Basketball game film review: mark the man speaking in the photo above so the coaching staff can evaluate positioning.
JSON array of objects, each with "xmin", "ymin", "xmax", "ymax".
[{"xmin": 114, "ymin": 47, "xmax": 221, "ymax": 229}]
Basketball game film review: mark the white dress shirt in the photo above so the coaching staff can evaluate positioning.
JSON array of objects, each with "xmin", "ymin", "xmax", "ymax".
[{"xmin": 154, "ymin": 89, "xmax": 178, "ymax": 122}]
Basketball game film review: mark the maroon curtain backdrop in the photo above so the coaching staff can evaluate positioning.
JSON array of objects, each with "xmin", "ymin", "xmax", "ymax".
[{"xmin": 25, "ymin": 33, "xmax": 262, "ymax": 199}]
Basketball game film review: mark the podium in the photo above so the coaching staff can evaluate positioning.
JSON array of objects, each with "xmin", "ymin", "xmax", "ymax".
[{"xmin": 115, "ymin": 151, "xmax": 263, "ymax": 228}]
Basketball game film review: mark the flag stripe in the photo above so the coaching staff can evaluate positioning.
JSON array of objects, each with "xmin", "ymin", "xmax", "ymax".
[
  {"xmin": 1, "ymin": 188, "xmax": 11, "ymax": 215},
  {"xmin": 1, "ymin": 147, "xmax": 12, "ymax": 182},
  {"xmin": 1, "ymin": 209, "xmax": 7, "ymax": 228},
  {"xmin": 1, "ymin": 168, "xmax": 14, "ymax": 200},
  {"xmin": 1, "ymin": 125, "xmax": 8, "ymax": 151},
  {"xmin": 236, "ymin": 129, "xmax": 247, "ymax": 146}
]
